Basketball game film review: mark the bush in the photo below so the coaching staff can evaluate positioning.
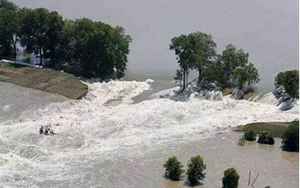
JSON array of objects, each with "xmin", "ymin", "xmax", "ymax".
[
  {"xmin": 243, "ymin": 130, "xmax": 256, "ymax": 141},
  {"xmin": 222, "ymin": 168, "xmax": 239, "ymax": 188},
  {"xmin": 257, "ymin": 131, "xmax": 275, "ymax": 145},
  {"xmin": 186, "ymin": 155, "xmax": 206, "ymax": 185},
  {"xmin": 282, "ymin": 121, "xmax": 299, "ymax": 152},
  {"xmin": 163, "ymin": 156, "xmax": 184, "ymax": 180}
]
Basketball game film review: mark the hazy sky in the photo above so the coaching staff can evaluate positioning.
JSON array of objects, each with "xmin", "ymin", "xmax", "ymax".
[{"xmin": 12, "ymin": 0, "xmax": 298, "ymax": 88}]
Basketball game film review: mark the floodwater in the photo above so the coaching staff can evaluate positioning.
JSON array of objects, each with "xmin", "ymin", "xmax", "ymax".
[
  {"xmin": 95, "ymin": 131, "xmax": 298, "ymax": 188},
  {"xmin": 0, "ymin": 80, "xmax": 298, "ymax": 187},
  {"xmin": 0, "ymin": 81, "xmax": 66, "ymax": 123}
]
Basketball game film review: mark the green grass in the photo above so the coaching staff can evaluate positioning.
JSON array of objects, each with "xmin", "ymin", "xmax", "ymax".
[
  {"xmin": 0, "ymin": 63, "xmax": 88, "ymax": 99},
  {"xmin": 234, "ymin": 122, "xmax": 292, "ymax": 138}
]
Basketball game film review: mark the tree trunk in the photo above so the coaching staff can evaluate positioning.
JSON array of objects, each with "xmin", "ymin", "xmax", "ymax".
[
  {"xmin": 182, "ymin": 68, "xmax": 186, "ymax": 91},
  {"xmin": 197, "ymin": 67, "xmax": 202, "ymax": 86},
  {"xmin": 39, "ymin": 48, "xmax": 43, "ymax": 66}
]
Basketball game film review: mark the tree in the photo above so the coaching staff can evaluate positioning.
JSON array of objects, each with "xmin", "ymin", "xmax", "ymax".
[
  {"xmin": 203, "ymin": 55, "xmax": 226, "ymax": 88},
  {"xmin": 282, "ymin": 121, "xmax": 299, "ymax": 152},
  {"xmin": 186, "ymin": 155, "xmax": 206, "ymax": 185},
  {"xmin": 170, "ymin": 34, "xmax": 192, "ymax": 91},
  {"xmin": 0, "ymin": 0, "xmax": 17, "ymax": 11},
  {"xmin": 63, "ymin": 18, "xmax": 131, "ymax": 79},
  {"xmin": 19, "ymin": 8, "xmax": 64, "ymax": 66},
  {"xmin": 0, "ymin": 0, "xmax": 18, "ymax": 59},
  {"xmin": 221, "ymin": 44, "xmax": 260, "ymax": 89},
  {"xmin": 232, "ymin": 63, "xmax": 259, "ymax": 89},
  {"xmin": 187, "ymin": 32, "xmax": 217, "ymax": 86},
  {"xmin": 222, "ymin": 168, "xmax": 239, "ymax": 188},
  {"xmin": 163, "ymin": 156, "xmax": 185, "ymax": 181},
  {"xmin": 170, "ymin": 32, "xmax": 217, "ymax": 91},
  {"xmin": 275, "ymin": 70, "xmax": 299, "ymax": 99},
  {"xmin": 222, "ymin": 44, "xmax": 247, "ymax": 87}
]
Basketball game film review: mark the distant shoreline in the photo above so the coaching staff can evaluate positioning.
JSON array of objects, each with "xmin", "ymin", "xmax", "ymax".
[{"xmin": 0, "ymin": 62, "xmax": 88, "ymax": 99}]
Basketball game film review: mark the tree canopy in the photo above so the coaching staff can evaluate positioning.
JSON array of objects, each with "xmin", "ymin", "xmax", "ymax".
[
  {"xmin": 170, "ymin": 32, "xmax": 259, "ymax": 92},
  {"xmin": 0, "ymin": 0, "xmax": 18, "ymax": 58},
  {"xmin": 0, "ymin": 0, "xmax": 131, "ymax": 80},
  {"xmin": 275, "ymin": 70, "xmax": 299, "ymax": 99}
]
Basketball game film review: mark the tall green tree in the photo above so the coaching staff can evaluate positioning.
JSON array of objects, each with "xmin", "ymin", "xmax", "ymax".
[
  {"xmin": 63, "ymin": 18, "xmax": 131, "ymax": 79},
  {"xmin": 0, "ymin": 0, "xmax": 18, "ymax": 59},
  {"xmin": 275, "ymin": 70, "xmax": 299, "ymax": 99},
  {"xmin": 170, "ymin": 32, "xmax": 217, "ymax": 91},
  {"xmin": 232, "ymin": 62, "xmax": 259, "ymax": 89},
  {"xmin": 19, "ymin": 8, "xmax": 64, "ymax": 66},
  {"xmin": 188, "ymin": 32, "xmax": 217, "ymax": 86},
  {"xmin": 222, "ymin": 44, "xmax": 259, "ymax": 89},
  {"xmin": 170, "ymin": 34, "xmax": 192, "ymax": 91}
]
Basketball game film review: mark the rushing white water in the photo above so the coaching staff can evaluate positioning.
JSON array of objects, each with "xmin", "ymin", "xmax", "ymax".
[{"xmin": 0, "ymin": 80, "xmax": 298, "ymax": 187}]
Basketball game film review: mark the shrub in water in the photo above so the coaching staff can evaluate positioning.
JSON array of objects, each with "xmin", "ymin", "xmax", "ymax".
[
  {"xmin": 257, "ymin": 131, "xmax": 275, "ymax": 145},
  {"xmin": 222, "ymin": 168, "xmax": 239, "ymax": 188},
  {"xmin": 282, "ymin": 121, "xmax": 299, "ymax": 152},
  {"xmin": 186, "ymin": 155, "xmax": 206, "ymax": 185},
  {"xmin": 243, "ymin": 130, "xmax": 256, "ymax": 141},
  {"xmin": 163, "ymin": 156, "xmax": 184, "ymax": 180}
]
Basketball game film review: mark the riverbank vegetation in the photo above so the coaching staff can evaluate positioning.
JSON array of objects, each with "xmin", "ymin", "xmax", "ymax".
[
  {"xmin": 0, "ymin": 62, "xmax": 88, "ymax": 99},
  {"xmin": 0, "ymin": 0, "xmax": 131, "ymax": 80},
  {"xmin": 170, "ymin": 32, "xmax": 259, "ymax": 98},
  {"xmin": 235, "ymin": 122, "xmax": 291, "ymax": 138},
  {"xmin": 236, "ymin": 121, "xmax": 299, "ymax": 151}
]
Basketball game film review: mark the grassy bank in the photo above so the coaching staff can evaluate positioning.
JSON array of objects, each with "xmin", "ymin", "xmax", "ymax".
[
  {"xmin": 0, "ymin": 63, "xmax": 88, "ymax": 99},
  {"xmin": 234, "ymin": 122, "xmax": 291, "ymax": 137}
]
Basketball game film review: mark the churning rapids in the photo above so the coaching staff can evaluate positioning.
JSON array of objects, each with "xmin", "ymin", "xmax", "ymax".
[{"xmin": 0, "ymin": 80, "xmax": 298, "ymax": 187}]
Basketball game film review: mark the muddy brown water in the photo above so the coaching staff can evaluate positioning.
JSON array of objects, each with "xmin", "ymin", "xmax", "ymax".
[
  {"xmin": 96, "ymin": 131, "xmax": 298, "ymax": 188},
  {"xmin": 0, "ymin": 81, "xmax": 298, "ymax": 187}
]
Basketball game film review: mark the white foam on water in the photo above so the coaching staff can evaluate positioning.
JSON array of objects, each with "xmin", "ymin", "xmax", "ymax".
[{"xmin": 0, "ymin": 80, "xmax": 298, "ymax": 186}]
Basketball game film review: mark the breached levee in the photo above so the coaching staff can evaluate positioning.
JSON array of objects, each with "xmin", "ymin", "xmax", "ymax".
[{"xmin": 0, "ymin": 80, "xmax": 298, "ymax": 187}]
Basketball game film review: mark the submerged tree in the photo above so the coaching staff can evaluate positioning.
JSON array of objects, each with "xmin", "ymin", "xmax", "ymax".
[
  {"xmin": 186, "ymin": 155, "xmax": 206, "ymax": 185},
  {"xmin": 282, "ymin": 120, "xmax": 299, "ymax": 152},
  {"xmin": 222, "ymin": 168, "xmax": 240, "ymax": 188},
  {"xmin": 163, "ymin": 156, "xmax": 185, "ymax": 181}
]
